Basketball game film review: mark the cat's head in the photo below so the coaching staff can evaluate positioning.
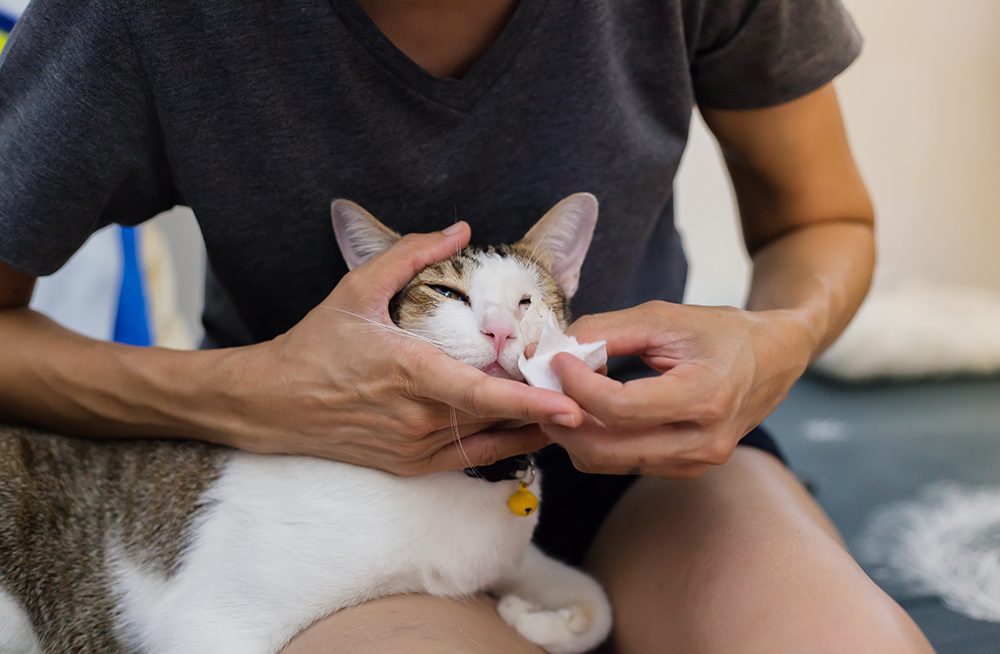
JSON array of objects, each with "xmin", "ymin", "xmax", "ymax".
[{"xmin": 331, "ymin": 194, "xmax": 598, "ymax": 381}]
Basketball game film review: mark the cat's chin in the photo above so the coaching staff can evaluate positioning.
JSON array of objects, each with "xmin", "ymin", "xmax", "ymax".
[{"xmin": 482, "ymin": 362, "xmax": 523, "ymax": 381}]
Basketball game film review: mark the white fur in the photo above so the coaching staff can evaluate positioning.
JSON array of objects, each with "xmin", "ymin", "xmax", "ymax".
[
  {"xmin": 408, "ymin": 253, "xmax": 551, "ymax": 381},
  {"xmin": 105, "ymin": 198, "xmax": 613, "ymax": 652},
  {"xmin": 813, "ymin": 279, "xmax": 1000, "ymax": 381},
  {"xmin": 0, "ymin": 587, "xmax": 42, "ymax": 654},
  {"xmin": 331, "ymin": 200, "xmax": 401, "ymax": 270},
  {"xmin": 93, "ymin": 195, "xmax": 613, "ymax": 653},
  {"xmin": 520, "ymin": 194, "xmax": 597, "ymax": 299},
  {"xmin": 859, "ymin": 483, "xmax": 1000, "ymax": 622},
  {"xmin": 109, "ymin": 454, "xmax": 610, "ymax": 653},
  {"xmin": 495, "ymin": 544, "xmax": 613, "ymax": 654}
]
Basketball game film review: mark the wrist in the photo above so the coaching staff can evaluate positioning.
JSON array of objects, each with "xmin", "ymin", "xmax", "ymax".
[
  {"xmin": 748, "ymin": 308, "xmax": 820, "ymax": 377},
  {"xmin": 194, "ymin": 340, "xmax": 283, "ymax": 452},
  {"xmin": 97, "ymin": 342, "xmax": 236, "ymax": 441}
]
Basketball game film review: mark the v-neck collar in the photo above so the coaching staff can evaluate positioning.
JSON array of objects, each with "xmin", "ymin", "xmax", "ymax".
[{"xmin": 329, "ymin": 0, "xmax": 549, "ymax": 113}]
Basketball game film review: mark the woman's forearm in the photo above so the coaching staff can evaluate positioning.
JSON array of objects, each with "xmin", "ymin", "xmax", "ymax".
[
  {"xmin": 0, "ymin": 306, "xmax": 245, "ymax": 442},
  {"xmin": 744, "ymin": 220, "xmax": 875, "ymax": 360},
  {"xmin": 701, "ymin": 85, "xmax": 875, "ymax": 362}
]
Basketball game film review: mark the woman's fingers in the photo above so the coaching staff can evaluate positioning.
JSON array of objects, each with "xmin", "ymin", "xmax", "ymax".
[
  {"xmin": 542, "ymin": 416, "xmax": 731, "ymax": 478},
  {"xmin": 354, "ymin": 223, "xmax": 471, "ymax": 302},
  {"xmin": 419, "ymin": 424, "xmax": 550, "ymax": 476},
  {"xmin": 564, "ymin": 305, "xmax": 660, "ymax": 359},
  {"xmin": 413, "ymin": 348, "xmax": 583, "ymax": 426},
  {"xmin": 550, "ymin": 353, "xmax": 723, "ymax": 428}
]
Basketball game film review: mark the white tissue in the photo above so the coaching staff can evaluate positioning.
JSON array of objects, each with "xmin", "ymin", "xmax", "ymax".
[
  {"xmin": 519, "ymin": 295, "xmax": 550, "ymax": 344},
  {"xmin": 517, "ymin": 313, "xmax": 607, "ymax": 393}
]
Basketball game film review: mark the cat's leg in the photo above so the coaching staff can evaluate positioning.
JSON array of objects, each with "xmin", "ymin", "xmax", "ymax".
[
  {"xmin": 492, "ymin": 542, "xmax": 612, "ymax": 654},
  {"xmin": 0, "ymin": 587, "xmax": 43, "ymax": 654}
]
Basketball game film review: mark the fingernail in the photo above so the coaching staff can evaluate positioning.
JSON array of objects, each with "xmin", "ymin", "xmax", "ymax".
[
  {"xmin": 551, "ymin": 413, "xmax": 577, "ymax": 427},
  {"xmin": 443, "ymin": 222, "xmax": 466, "ymax": 235}
]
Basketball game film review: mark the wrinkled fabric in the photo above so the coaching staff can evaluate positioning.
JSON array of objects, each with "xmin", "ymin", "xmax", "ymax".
[{"xmin": 1, "ymin": 0, "xmax": 860, "ymax": 363}]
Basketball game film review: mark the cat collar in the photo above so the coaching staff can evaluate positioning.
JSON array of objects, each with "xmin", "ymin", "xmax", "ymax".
[
  {"xmin": 464, "ymin": 455, "xmax": 538, "ymax": 516},
  {"xmin": 463, "ymin": 454, "xmax": 532, "ymax": 482}
]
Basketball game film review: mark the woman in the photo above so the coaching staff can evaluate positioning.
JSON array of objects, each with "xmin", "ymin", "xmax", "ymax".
[{"xmin": 0, "ymin": 0, "xmax": 935, "ymax": 651}]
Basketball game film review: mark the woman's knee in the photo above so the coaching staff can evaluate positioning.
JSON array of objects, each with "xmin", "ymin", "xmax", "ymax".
[
  {"xmin": 582, "ymin": 450, "xmax": 936, "ymax": 654},
  {"xmin": 280, "ymin": 593, "xmax": 544, "ymax": 654}
]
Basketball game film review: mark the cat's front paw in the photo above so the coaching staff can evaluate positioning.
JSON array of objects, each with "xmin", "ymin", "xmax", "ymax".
[{"xmin": 496, "ymin": 594, "xmax": 602, "ymax": 654}]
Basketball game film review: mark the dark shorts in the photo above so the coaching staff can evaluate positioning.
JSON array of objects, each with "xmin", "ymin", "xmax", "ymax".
[
  {"xmin": 531, "ymin": 356, "xmax": 787, "ymax": 566},
  {"xmin": 532, "ymin": 427, "xmax": 785, "ymax": 566}
]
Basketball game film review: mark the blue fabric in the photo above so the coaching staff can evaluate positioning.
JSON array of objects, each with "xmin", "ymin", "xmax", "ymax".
[
  {"xmin": 0, "ymin": 12, "xmax": 15, "ymax": 34},
  {"xmin": 113, "ymin": 226, "xmax": 152, "ymax": 346}
]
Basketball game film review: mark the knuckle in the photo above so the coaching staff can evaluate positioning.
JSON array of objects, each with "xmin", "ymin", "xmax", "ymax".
[
  {"xmin": 640, "ymin": 300, "xmax": 665, "ymax": 319},
  {"xmin": 571, "ymin": 455, "xmax": 596, "ymax": 475},
  {"xmin": 474, "ymin": 438, "xmax": 504, "ymax": 467},
  {"xmin": 338, "ymin": 269, "xmax": 367, "ymax": 297},
  {"xmin": 604, "ymin": 393, "xmax": 637, "ymax": 425},
  {"xmin": 461, "ymin": 381, "xmax": 486, "ymax": 417},
  {"xmin": 397, "ymin": 232, "xmax": 424, "ymax": 251},
  {"xmin": 394, "ymin": 460, "xmax": 424, "ymax": 478},
  {"xmin": 398, "ymin": 438, "xmax": 427, "ymax": 461},
  {"xmin": 395, "ymin": 412, "xmax": 429, "ymax": 442},
  {"xmin": 391, "ymin": 357, "xmax": 423, "ymax": 399},
  {"xmin": 676, "ymin": 463, "xmax": 709, "ymax": 480},
  {"xmin": 702, "ymin": 438, "xmax": 734, "ymax": 466},
  {"xmin": 572, "ymin": 313, "xmax": 596, "ymax": 332},
  {"xmin": 701, "ymin": 386, "xmax": 736, "ymax": 423},
  {"xmin": 566, "ymin": 443, "xmax": 605, "ymax": 475}
]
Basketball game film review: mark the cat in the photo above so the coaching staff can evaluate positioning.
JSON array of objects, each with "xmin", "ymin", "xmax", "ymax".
[{"xmin": 0, "ymin": 193, "xmax": 613, "ymax": 654}]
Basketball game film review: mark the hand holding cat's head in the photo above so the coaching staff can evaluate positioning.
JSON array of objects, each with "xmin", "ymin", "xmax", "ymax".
[{"xmin": 331, "ymin": 194, "xmax": 598, "ymax": 381}]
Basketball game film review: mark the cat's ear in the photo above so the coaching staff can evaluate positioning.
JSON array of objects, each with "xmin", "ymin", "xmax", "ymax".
[
  {"xmin": 331, "ymin": 200, "xmax": 402, "ymax": 270},
  {"xmin": 519, "ymin": 193, "xmax": 598, "ymax": 298}
]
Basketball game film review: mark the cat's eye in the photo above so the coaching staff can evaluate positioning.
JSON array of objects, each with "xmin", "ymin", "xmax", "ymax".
[
  {"xmin": 519, "ymin": 297, "xmax": 532, "ymax": 307},
  {"xmin": 429, "ymin": 284, "xmax": 470, "ymax": 305}
]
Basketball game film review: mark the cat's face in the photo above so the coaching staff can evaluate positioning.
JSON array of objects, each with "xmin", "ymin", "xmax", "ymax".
[{"xmin": 332, "ymin": 194, "xmax": 598, "ymax": 381}]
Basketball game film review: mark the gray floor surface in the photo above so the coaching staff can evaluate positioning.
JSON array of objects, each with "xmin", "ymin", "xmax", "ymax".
[{"xmin": 763, "ymin": 374, "xmax": 1000, "ymax": 653}]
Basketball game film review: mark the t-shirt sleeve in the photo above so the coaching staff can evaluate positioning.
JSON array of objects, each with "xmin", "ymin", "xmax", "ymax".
[
  {"xmin": 687, "ymin": 0, "xmax": 862, "ymax": 110},
  {"xmin": 0, "ymin": 0, "xmax": 178, "ymax": 277}
]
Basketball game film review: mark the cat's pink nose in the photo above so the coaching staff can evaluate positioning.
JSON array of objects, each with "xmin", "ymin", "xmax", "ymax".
[{"xmin": 481, "ymin": 327, "xmax": 515, "ymax": 359}]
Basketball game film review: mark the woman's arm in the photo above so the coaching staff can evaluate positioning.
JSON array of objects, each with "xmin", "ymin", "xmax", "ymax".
[
  {"xmin": 0, "ymin": 225, "xmax": 581, "ymax": 474},
  {"xmin": 0, "ymin": 258, "xmax": 236, "ymax": 438},
  {"xmin": 541, "ymin": 83, "xmax": 874, "ymax": 478},
  {"xmin": 708, "ymin": 83, "xmax": 874, "ymax": 354}
]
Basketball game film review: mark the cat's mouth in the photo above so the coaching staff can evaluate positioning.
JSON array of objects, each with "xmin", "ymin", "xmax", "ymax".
[{"xmin": 482, "ymin": 362, "xmax": 520, "ymax": 381}]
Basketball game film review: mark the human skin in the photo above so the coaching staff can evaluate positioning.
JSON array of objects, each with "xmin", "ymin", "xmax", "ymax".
[
  {"xmin": 276, "ymin": 83, "xmax": 934, "ymax": 654},
  {"xmin": 0, "ymin": 0, "xmax": 937, "ymax": 650},
  {"xmin": 0, "ymin": 227, "xmax": 580, "ymax": 475},
  {"xmin": 541, "ymin": 84, "xmax": 878, "ymax": 478}
]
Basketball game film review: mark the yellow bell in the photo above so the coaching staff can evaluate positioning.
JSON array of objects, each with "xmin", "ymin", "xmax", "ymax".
[{"xmin": 508, "ymin": 482, "xmax": 539, "ymax": 516}]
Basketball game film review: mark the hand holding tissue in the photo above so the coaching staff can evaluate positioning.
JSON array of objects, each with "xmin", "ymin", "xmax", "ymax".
[{"xmin": 518, "ymin": 305, "xmax": 607, "ymax": 394}]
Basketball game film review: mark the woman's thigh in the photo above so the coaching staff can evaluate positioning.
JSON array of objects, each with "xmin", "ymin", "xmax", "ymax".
[
  {"xmin": 583, "ymin": 447, "xmax": 935, "ymax": 654},
  {"xmin": 279, "ymin": 593, "xmax": 543, "ymax": 654}
]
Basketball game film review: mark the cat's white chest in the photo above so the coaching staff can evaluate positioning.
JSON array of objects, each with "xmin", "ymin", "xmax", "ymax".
[{"xmin": 110, "ymin": 453, "xmax": 539, "ymax": 653}]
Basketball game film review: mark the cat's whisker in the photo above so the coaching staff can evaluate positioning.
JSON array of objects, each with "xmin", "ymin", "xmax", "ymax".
[
  {"xmin": 354, "ymin": 325, "xmax": 447, "ymax": 348},
  {"xmin": 450, "ymin": 202, "xmax": 464, "ymax": 258},
  {"xmin": 322, "ymin": 307, "xmax": 448, "ymax": 347},
  {"xmin": 320, "ymin": 306, "xmax": 390, "ymax": 326},
  {"xmin": 403, "ymin": 328, "xmax": 451, "ymax": 348},
  {"xmin": 451, "ymin": 406, "xmax": 482, "ymax": 478}
]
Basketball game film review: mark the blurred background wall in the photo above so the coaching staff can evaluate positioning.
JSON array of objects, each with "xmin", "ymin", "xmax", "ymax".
[{"xmin": 678, "ymin": 0, "xmax": 1000, "ymax": 307}]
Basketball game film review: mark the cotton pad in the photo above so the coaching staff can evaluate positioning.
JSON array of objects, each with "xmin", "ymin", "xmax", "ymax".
[{"xmin": 518, "ymin": 313, "xmax": 607, "ymax": 393}]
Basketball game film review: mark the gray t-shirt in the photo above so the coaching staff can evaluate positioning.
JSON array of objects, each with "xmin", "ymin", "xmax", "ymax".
[{"xmin": 0, "ymin": 0, "xmax": 861, "ymax": 349}]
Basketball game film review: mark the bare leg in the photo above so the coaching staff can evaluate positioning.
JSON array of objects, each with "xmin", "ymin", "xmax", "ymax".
[
  {"xmin": 279, "ymin": 593, "xmax": 544, "ymax": 654},
  {"xmin": 584, "ymin": 447, "xmax": 936, "ymax": 654}
]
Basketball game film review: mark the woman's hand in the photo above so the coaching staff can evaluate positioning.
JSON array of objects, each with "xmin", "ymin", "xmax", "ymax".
[
  {"xmin": 540, "ymin": 301, "xmax": 816, "ymax": 479},
  {"xmin": 214, "ymin": 222, "xmax": 583, "ymax": 476}
]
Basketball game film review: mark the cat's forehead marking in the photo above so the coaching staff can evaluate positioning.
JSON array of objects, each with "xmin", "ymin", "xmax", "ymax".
[{"xmin": 392, "ymin": 243, "xmax": 569, "ymax": 329}]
